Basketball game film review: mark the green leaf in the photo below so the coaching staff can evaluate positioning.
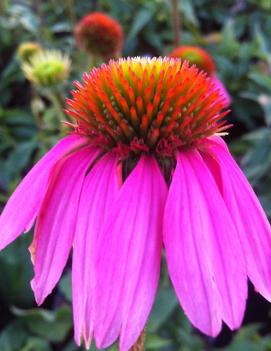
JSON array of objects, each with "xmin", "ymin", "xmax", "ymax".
[
  {"xmin": 258, "ymin": 94, "xmax": 271, "ymax": 126},
  {"xmin": 146, "ymin": 334, "xmax": 171, "ymax": 350},
  {"xmin": 20, "ymin": 337, "xmax": 52, "ymax": 351},
  {"xmin": 63, "ymin": 341, "xmax": 84, "ymax": 351},
  {"xmin": 59, "ymin": 271, "xmax": 72, "ymax": 302},
  {"xmin": 127, "ymin": 8, "xmax": 153, "ymax": 40},
  {"xmin": 12, "ymin": 305, "xmax": 73, "ymax": 342},
  {"xmin": 260, "ymin": 194, "xmax": 271, "ymax": 217},
  {"xmin": 5, "ymin": 139, "xmax": 37, "ymax": 182},
  {"xmin": 148, "ymin": 284, "xmax": 178, "ymax": 332},
  {"xmin": 0, "ymin": 321, "xmax": 27, "ymax": 351},
  {"xmin": 220, "ymin": 20, "xmax": 240, "ymax": 57},
  {"xmin": 249, "ymin": 72, "xmax": 271, "ymax": 92},
  {"xmin": 252, "ymin": 24, "xmax": 270, "ymax": 61},
  {"xmin": 7, "ymin": 4, "xmax": 39, "ymax": 33},
  {"xmin": 0, "ymin": 234, "xmax": 34, "ymax": 306},
  {"xmin": 241, "ymin": 129, "xmax": 271, "ymax": 181},
  {"xmin": 214, "ymin": 325, "xmax": 265, "ymax": 351},
  {"xmin": 180, "ymin": 0, "xmax": 199, "ymax": 27},
  {"xmin": 242, "ymin": 89, "xmax": 271, "ymax": 126}
]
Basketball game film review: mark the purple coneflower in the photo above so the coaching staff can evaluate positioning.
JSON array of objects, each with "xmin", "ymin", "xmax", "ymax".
[
  {"xmin": 169, "ymin": 45, "xmax": 231, "ymax": 107},
  {"xmin": 0, "ymin": 57, "xmax": 270, "ymax": 350}
]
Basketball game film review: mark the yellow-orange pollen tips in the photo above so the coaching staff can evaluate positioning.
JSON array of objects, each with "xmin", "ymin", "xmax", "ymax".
[{"xmin": 66, "ymin": 57, "xmax": 229, "ymax": 158}]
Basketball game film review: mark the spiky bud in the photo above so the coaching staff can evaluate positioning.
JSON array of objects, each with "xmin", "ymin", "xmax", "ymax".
[{"xmin": 22, "ymin": 50, "xmax": 70, "ymax": 87}]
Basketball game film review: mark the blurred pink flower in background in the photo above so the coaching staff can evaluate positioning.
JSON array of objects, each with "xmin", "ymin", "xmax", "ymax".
[{"xmin": 0, "ymin": 57, "xmax": 270, "ymax": 350}]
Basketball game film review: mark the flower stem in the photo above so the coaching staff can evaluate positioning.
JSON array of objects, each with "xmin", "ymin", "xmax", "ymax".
[
  {"xmin": 67, "ymin": 0, "xmax": 76, "ymax": 26},
  {"xmin": 171, "ymin": 0, "xmax": 181, "ymax": 47},
  {"xmin": 129, "ymin": 331, "xmax": 145, "ymax": 351},
  {"xmin": 42, "ymin": 89, "xmax": 69, "ymax": 132},
  {"xmin": 89, "ymin": 54, "xmax": 102, "ymax": 69},
  {"xmin": 31, "ymin": 88, "xmax": 43, "ymax": 132}
]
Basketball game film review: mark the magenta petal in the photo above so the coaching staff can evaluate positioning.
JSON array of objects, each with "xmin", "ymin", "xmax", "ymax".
[
  {"xmin": 202, "ymin": 137, "xmax": 271, "ymax": 301},
  {"xmin": 164, "ymin": 150, "xmax": 247, "ymax": 336},
  {"xmin": 211, "ymin": 74, "xmax": 231, "ymax": 108},
  {"xmin": 0, "ymin": 135, "xmax": 87, "ymax": 250},
  {"xmin": 72, "ymin": 153, "xmax": 119, "ymax": 348},
  {"xmin": 94, "ymin": 156, "xmax": 167, "ymax": 351},
  {"xmin": 31, "ymin": 146, "xmax": 98, "ymax": 305}
]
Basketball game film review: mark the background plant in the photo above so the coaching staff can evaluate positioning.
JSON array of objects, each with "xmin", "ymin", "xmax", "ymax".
[{"xmin": 0, "ymin": 0, "xmax": 271, "ymax": 350}]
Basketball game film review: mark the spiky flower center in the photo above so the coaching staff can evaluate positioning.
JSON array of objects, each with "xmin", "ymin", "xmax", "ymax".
[{"xmin": 66, "ymin": 57, "xmax": 229, "ymax": 159}]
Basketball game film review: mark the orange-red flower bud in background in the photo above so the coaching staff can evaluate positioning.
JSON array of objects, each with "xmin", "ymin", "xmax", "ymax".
[
  {"xmin": 75, "ymin": 12, "xmax": 124, "ymax": 60},
  {"xmin": 169, "ymin": 45, "xmax": 216, "ymax": 75}
]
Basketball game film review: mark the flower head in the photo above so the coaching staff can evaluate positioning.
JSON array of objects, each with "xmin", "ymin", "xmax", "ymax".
[
  {"xmin": 169, "ymin": 45, "xmax": 231, "ymax": 106},
  {"xmin": 17, "ymin": 41, "xmax": 42, "ymax": 63},
  {"xmin": 22, "ymin": 50, "xmax": 70, "ymax": 87},
  {"xmin": 75, "ymin": 12, "xmax": 124, "ymax": 60},
  {"xmin": 0, "ymin": 57, "xmax": 271, "ymax": 351},
  {"xmin": 66, "ymin": 57, "xmax": 228, "ymax": 161}
]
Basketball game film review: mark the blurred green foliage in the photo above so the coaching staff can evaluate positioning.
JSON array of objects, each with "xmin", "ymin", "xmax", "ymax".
[{"xmin": 0, "ymin": 0, "xmax": 271, "ymax": 350}]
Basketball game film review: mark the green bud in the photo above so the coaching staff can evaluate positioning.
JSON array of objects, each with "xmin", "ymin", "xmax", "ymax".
[{"xmin": 22, "ymin": 50, "xmax": 71, "ymax": 87}]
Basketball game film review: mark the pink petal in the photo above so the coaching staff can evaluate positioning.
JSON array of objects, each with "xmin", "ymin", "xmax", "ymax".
[
  {"xmin": 72, "ymin": 152, "xmax": 119, "ymax": 348},
  {"xmin": 164, "ymin": 150, "xmax": 247, "ymax": 337},
  {"xmin": 211, "ymin": 74, "xmax": 231, "ymax": 108},
  {"xmin": 201, "ymin": 137, "xmax": 271, "ymax": 301},
  {"xmin": 0, "ymin": 135, "xmax": 87, "ymax": 250},
  {"xmin": 94, "ymin": 156, "xmax": 167, "ymax": 351},
  {"xmin": 31, "ymin": 146, "xmax": 98, "ymax": 305}
]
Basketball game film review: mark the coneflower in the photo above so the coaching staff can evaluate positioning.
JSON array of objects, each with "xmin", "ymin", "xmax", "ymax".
[
  {"xmin": 170, "ymin": 45, "xmax": 231, "ymax": 107},
  {"xmin": 0, "ymin": 57, "xmax": 270, "ymax": 350},
  {"xmin": 75, "ymin": 12, "xmax": 124, "ymax": 60}
]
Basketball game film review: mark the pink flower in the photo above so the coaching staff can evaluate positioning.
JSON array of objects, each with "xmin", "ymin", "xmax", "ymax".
[
  {"xmin": 169, "ymin": 45, "xmax": 231, "ymax": 107},
  {"xmin": 0, "ymin": 57, "xmax": 270, "ymax": 350}
]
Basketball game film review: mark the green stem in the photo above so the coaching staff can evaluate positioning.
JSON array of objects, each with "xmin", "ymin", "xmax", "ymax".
[
  {"xmin": 44, "ymin": 89, "xmax": 67, "ymax": 132},
  {"xmin": 67, "ymin": 0, "xmax": 76, "ymax": 26},
  {"xmin": 32, "ymin": 104, "xmax": 42, "ymax": 131},
  {"xmin": 31, "ymin": 86, "xmax": 43, "ymax": 132},
  {"xmin": 89, "ymin": 54, "xmax": 103, "ymax": 69}
]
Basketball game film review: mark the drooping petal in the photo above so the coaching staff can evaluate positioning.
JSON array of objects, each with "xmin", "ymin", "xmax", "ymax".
[
  {"xmin": 72, "ymin": 152, "xmax": 119, "ymax": 348},
  {"xmin": 31, "ymin": 146, "xmax": 98, "ymax": 305},
  {"xmin": 0, "ymin": 134, "xmax": 87, "ymax": 250},
  {"xmin": 93, "ymin": 156, "xmax": 167, "ymax": 351},
  {"xmin": 211, "ymin": 74, "xmax": 231, "ymax": 108},
  {"xmin": 164, "ymin": 150, "xmax": 247, "ymax": 336},
  {"xmin": 201, "ymin": 137, "xmax": 271, "ymax": 301}
]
